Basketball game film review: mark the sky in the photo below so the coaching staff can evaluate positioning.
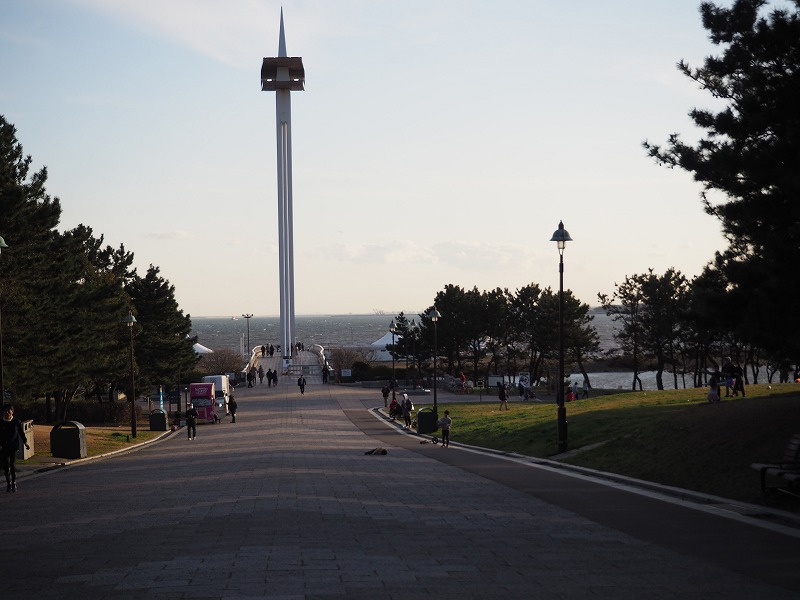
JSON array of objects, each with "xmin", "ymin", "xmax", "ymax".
[{"xmin": 0, "ymin": 0, "xmax": 743, "ymax": 317}]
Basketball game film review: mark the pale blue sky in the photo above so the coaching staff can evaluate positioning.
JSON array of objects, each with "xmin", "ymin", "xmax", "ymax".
[{"xmin": 1, "ymin": 0, "xmax": 737, "ymax": 317}]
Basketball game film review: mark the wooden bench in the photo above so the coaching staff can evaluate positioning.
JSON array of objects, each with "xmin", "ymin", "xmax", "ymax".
[{"xmin": 751, "ymin": 433, "xmax": 800, "ymax": 495}]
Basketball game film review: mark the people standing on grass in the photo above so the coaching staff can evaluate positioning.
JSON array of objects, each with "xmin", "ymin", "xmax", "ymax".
[
  {"xmin": 498, "ymin": 382, "xmax": 509, "ymax": 411},
  {"xmin": 437, "ymin": 410, "xmax": 452, "ymax": 448},
  {"xmin": 1, "ymin": 404, "xmax": 30, "ymax": 493},
  {"xmin": 707, "ymin": 374, "xmax": 721, "ymax": 403},
  {"xmin": 732, "ymin": 363, "xmax": 746, "ymax": 397},
  {"xmin": 186, "ymin": 403, "xmax": 199, "ymax": 440}
]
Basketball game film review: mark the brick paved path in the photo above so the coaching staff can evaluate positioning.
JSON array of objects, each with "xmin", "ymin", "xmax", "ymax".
[{"xmin": 4, "ymin": 382, "xmax": 799, "ymax": 599}]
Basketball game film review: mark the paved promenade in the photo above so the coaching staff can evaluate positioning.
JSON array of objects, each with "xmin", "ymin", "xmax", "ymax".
[{"xmin": 5, "ymin": 376, "xmax": 800, "ymax": 599}]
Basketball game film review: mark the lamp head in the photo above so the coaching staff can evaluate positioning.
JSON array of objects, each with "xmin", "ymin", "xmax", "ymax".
[
  {"xmin": 549, "ymin": 221, "xmax": 573, "ymax": 251},
  {"xmin": 429, "ymin": 308, "xmax": 441, "ymax": 323},
  {"xmin": 0, "ymin": 235, "xmax": 7, "ymax": 253},
  {"xmin": 124, "ymin": 311, "xmax": 137, "ymax": 327}
]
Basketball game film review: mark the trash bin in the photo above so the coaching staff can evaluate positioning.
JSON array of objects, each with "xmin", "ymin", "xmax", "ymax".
[
  {"xmin": 416, "ymin": 407, "xmax": 439, "ymax": 435},
  {"xmin": 16, "ymin": 420, "xmax": 34, "ymax": 460},
  {"xmin": 50, "ymin": 421, "xmax": 87, "ymax": 459},
  {"xmin": 149, "ymin": 409, "xmax": 168, "ymax": 431}
]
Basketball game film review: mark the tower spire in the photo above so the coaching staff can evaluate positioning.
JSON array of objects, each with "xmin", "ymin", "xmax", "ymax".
[{"xmin": 278, "ymin": 8, "xmax": 287, "ymax": 57}]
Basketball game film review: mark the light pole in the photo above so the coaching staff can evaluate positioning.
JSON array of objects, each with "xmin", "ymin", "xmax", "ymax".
[
  {"xmin": 390, "ymin": 319, "xmax": 397, "ymax": 401},
  {"xmin": 550, "ymin": 220, "xmax": 572, "ymax": 453},
  {"xmin": 408, "ymin": 319, "xmax": 417, "ymax": 387},
  {"xmin": 0, "ymin": 235, "xmax": 8, "ymax": 402},
  {"xmin": 124, "ymin": 310, "xmax": 138, "ymax": 439},
  {"xmin": 242, "ymin": 314, "xmax": 253, "ymax": 357},
  {"xmin": 429, "ymin": 308, "xmax": 441, "ymax": 419}
]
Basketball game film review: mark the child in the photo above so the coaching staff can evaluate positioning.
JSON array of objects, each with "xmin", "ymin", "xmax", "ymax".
[{"xmin": 437, "ymin": 410, "xmax": 452, "ymax": 448}]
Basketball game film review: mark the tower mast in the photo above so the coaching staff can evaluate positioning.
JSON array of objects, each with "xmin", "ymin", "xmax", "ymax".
[{"xmin": 261, "ymin": 10, "xmax": 304, "ymax": 360}]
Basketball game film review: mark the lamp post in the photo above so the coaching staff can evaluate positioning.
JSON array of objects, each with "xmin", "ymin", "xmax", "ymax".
[
  {"xmin": 242, "ymin": 313, "xmax": 253, "ymax": 357},
  {"xmin": 409, "ymin": 319, "xmax": 417, "ymax": 388},
  {"xmin": 124, "ymin": 310, "xmax": 138, "ymax": 439},
  {"xmin": 429, "ymin": 308, "xmax": 441, "ymax": 419},
  {"xmin": 550, "ymin": 220, "xmax": 572, "ymax": 453},
  {"xmin": 0, "ymin": 235, "xmax": 8, "ymax": 402},
  {"xmin": 389, "ymin": 319, "xmax": 397, "ymax": 401}
]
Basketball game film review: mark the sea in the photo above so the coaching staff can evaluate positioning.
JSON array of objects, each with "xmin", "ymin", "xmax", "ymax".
[{"xmin": 190, "ymin": 311, "xmax": 668, "ymax": 391}]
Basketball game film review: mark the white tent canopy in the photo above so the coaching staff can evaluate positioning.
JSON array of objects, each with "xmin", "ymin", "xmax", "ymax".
[
  {"xmin": 371, "ymin": 331, "xmax": 399, "ymax": 348},
  {"xmin": 193, "ymin": 342, "xmax": 214, "ymax": 355}
]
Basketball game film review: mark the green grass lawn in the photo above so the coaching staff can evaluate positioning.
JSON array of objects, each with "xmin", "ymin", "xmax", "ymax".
[{"xmin": 417, "ymin": 384, "xmax": 800, "ymax": 510}]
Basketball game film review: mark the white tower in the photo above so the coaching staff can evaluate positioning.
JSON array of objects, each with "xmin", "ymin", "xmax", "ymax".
[{"xmin": 261, "ymin": 10, "xmax": 304, "ymax": 359}]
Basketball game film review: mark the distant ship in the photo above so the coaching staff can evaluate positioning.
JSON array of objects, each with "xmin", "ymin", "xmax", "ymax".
[{"xmin": 231, "ymin": 316, "xmax": 239, "ymax": 320}]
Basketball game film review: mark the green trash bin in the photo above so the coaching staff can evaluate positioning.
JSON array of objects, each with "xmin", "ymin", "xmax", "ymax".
[
  {"xmin": 416, "ymin": 407, "xmax": 439, "ymax": 435},
  {"xmin": 50, "ymin": 421, "xmax": 87, "ymax": 459},
  {"xmin": 149, "ymin": 409, "xmax": 168, "ymax": 431}
]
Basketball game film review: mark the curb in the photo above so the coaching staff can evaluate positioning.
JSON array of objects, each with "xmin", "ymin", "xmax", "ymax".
[{"xmin": 15, "ymin": 428, "xmax": 182, "ymax": 481}]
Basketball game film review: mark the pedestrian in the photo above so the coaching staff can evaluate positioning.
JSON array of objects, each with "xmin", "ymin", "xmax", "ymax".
[
  {"xmin": 402, "ymin": 393, "xmax": 413, "ymax": 429},
  {"xmin": 272, "ymin": 371, "xmax": 279, "ymax": 386},
  {"xmin": 266, "ymin": 368, "xmax": 273, "ymax": 387},
  {"xmin": 582, "ymin": 377, "xmax": 590, "ymax": 399},
  {"xmin": 322, "ymin": 365, "xmax": 329, "ymax": 384},
  {"xmin": 732, "ymin": 363, "xmax": 746, "ymax": 397},
  {"xmin": 707, "ymin": 374, "xmax": 721, "ymax": 403},
  {"xmin": 229, "ymin": 394, "xmax": 237, "ymax": 423},
  {"xmin": 572, "ymin": 381, "xmax": 579, "ymax": 400},
  {"xmin": 518, "ymin": 381, "xmax": 525, "ymax": 398},
  {"xmin": 249, "ymin": 366, "xmax": 257, "ymax": 388},
  {"xmin": 186, "ymin": 403, "xmax": 199, "ymax": 440},
  {"xmin": 261, "ymin": 345, "xmax": 266, "ymax": 358},
  {"xmin": 381, "ymin": 385, "xmax": 390, "ymax": 407},
  {"xmin": 297, "ymin": 375, "xmax": 306, "ymax": 395},
  {"xmin": 389, "ymin": 396, "xmax": 400, "ymax": 420},
  {"xmin": 246, "ymin": 370, "xmax": 253, "ymax": 388},
  {"xmin": 722, "ymin": 357, "xmax": 735, "ymax": 397},
  {"xmin": 258, "ymin": 365, "xmax": 264, "ymax": 384},
  {"xmin": 437, "ymin": 410, "xmax": 452, "ymax": 448},
  {"xmin": 1, "ymin": 404, "xmax": 30, "ymax": 492},
  {"xmin": 498, "ymin": 382, "xmax": 509, "ymax": 411}
]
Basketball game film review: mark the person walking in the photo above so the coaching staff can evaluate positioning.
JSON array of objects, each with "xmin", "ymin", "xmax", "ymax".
[
  {"xmin": 229, "ymin": 394, "xmax": 238, "ymax": 423},
  {"xmin": 0, "ymin": 404, "xmax": 30, "ymax": 492},
  {"xmin": 186, "ymin": 403, "xmax": 199, "ymax": 440},
  {"xmin": 297, "ymin": 375, "xmax": 306, "ymax": 395},
  {"xmin": 498, "ymin": 382, "xmax": 509, "ymax": 411},
  {"xmin": 402, "ymin": 393, "xmax": 413, "ymax": 429},
  {"xmin": 257, "ymin": 365, "xmax": 264, "ymax": 385},
  {"xmin": 381, "ymin": 385, "xmax": 390, "ymax": 407},
  {"xmin": 437, "ymin": 410, "xmax": 452, "ymax": 448}
]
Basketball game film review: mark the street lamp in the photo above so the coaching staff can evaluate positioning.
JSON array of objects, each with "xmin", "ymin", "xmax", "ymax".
[
  {"xmin": 0, "ymin": 235, "xmax": 8, "ymax": 402},
  {"xmin": 124, "ymin": 310, "xmax": 138, "ymax": 439},
  {"xmin": 550, "ymin": 220, "xmax": 573, "ymax": 453},
  {"xmin": 389, "ymin": 319, "xmax": 397, "ymax": 401},
  {"xmin": 242, "ymin": 314, "xmax": 253, "ymax": 357},
  {"xmin": 429, "ymin": 308, "xmax": 441, "ymax": 419}
]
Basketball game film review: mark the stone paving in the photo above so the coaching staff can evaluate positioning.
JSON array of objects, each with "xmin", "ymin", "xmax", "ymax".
[{"xmin": 4, "ymin": 379, "xmax": 800, "ymax": 599}]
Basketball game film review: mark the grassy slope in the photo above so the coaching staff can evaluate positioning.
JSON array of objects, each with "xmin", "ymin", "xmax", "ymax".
[{"xmin": 420, "ymin": 384, "xmax": 800, "ymax": 509}]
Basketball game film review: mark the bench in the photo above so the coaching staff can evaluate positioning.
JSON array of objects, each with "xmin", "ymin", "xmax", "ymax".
[{"xmin": 751, "ymin": 433, "xmax": 800, "ymax": 495}]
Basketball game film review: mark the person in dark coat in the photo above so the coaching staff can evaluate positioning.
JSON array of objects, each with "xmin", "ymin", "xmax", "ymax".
[
  {"xmin": 186, "ymin": 403, "xmax": 199, "ymax": 440},
  {"xmin": 0, "ymin": 404, "xmax": 30, "ymax": 492},
  {"xmin": 229, "ymin": 394, "xmax": 238, "ymax": 423}
]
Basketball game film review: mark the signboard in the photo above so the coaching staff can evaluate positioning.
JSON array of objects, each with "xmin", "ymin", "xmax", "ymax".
[{"xmin": 341, "ymin": 369, "xmax": 352, "ymax": 377}]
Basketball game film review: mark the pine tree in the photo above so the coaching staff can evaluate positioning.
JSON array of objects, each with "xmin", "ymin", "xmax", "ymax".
[{"xmin": 644, "ymin": 0, "xmax": 800, "ymax": 357}]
